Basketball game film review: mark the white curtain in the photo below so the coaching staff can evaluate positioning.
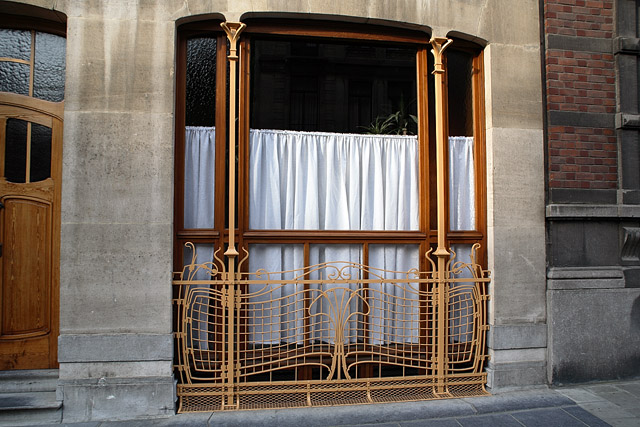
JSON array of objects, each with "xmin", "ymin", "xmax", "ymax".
[
  {"xmin": 449, "ymin": 136, "xmax": 475, "ymax": 230},
  {"xmin": 184, "ymin": 126, "xmax": 216, "ymax": 229},
  {"xmin": 182, "ymin": 128, "xmax": 476, "ymax": 345},
  {"xmin": 249, "ymin": 129, "xmax": 419, "ymax": 231},
  {"xmin": 248, "ymin": 129, "xmax": 421, "ymax": 343},
  {"xmin": 447, "ymin": 136, "xmax": 476, "ymax": 343},
  {"xmin": 184, "ymin": 126, "xmax": 216, "ymax": 349}
]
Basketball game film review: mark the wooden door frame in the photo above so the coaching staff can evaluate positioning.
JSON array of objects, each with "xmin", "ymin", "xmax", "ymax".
[{"xmin": 0, "ymin": 92, "xmax": 63, "ymax": 369}]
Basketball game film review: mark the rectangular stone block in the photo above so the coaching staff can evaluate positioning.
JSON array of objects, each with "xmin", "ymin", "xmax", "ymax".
[
  {"xmin": 489, "ymin": 225, "xmax": 547, "ymax": 324},
  {"xmin": 548, "ymin": 288, "xmax": 640, "ymax": 384},
  {"xmin": 547, "ymin": 267, "xmax": 625, "ymax": 290},
  {"xmin": 61, "ymin": 111, "xmax": 173, "ymax": 225},
  {"xmin": 489, "ymin": 348, "xmax": 546, "ymax": 364},
  {"xmin": 478, "ymin": 0, "xmax": 540, "ymax": 46},
  {"xmin": 59, "ymin": 361, "xmax": 172, "ymax": 380},
  {"xmin": 58, "ymin": 334, "xmax": 173, "ymax": 363},
  {"xmin": 484, "ymin": 43, "xmax": 543, "ymax": 130},
  {"xmin": 64, "ymin": 17, "xmax": 175, "ymax": 114},
  {"xmin": 60, "ymin": 222, "xmax": 172, "ymax": 334},
  {"xmin": 486, "ymin": 361, "xmax": 547, "ymax": 389},
  {"xmin": 60, "ymin": 376, "xmax": 174, "ymax": 422},
  {"xmin": 487, "ymin": 127, "xmax": 545, "ymax": 228},
  {"xmin": 489, "ymin": 324, "xmax": 547, "ymax": 350},
  {"xmin": 548, "ymin": 221, "xmax": 620, "ymax": 267}
]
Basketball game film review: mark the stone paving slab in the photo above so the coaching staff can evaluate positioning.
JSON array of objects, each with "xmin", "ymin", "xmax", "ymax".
[{"xmin": 23, "ymin": 380, "xmax": 640, "ymax": 427}]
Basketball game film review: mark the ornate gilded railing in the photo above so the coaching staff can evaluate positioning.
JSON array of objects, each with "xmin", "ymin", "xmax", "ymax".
[{"xmin": 173, "ymin": 243, "xmax": 490, "ymax": 412}]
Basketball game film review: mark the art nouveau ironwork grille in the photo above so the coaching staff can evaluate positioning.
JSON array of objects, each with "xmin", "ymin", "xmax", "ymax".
[
  {"xmin": 173, "ymin": 23, "xmax": 491, "ymax": 412},
  {"xmin": 173, "ymin": 243, "xmax": 489, "ymax": 412}
]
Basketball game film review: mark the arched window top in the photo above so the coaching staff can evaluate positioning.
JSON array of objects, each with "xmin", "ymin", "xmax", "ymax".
[{"xmin": 0, "ymin": 28, "xmax": 66, "ymax": 102}]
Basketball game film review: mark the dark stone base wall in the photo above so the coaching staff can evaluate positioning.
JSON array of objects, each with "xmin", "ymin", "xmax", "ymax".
[{"xmin": 546, "ymin": 212, "xmax": 640, "ymax": 383}]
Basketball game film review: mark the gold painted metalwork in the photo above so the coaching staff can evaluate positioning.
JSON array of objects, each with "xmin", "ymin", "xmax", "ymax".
[
  {"xmin": 173, "ymin": 28, "xmax": 491, "ymax": 412},
  {"xmin": 173, "ymin": 243, "xmax": 490, "ymax": 412},
  {"xmin": 220, "ymin": 22, "xmax": 245, "ymax": 408},
  {"xmin": 430, "ymin": 36, "xmax": 454, "ymax": 393}
]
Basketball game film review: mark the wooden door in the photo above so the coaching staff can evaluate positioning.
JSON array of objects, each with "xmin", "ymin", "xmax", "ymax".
[{"xmin": 0, "ymin": 94, "xmax": 63, "ymax": 370}]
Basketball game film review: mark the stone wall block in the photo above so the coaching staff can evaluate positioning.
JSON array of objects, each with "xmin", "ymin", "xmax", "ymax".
[
  {"xmin": 65, "ymin": 18, "xmax": 175, "ymax": 114},
  {"xmin": 487, "ymin": 127, "xmax": 545, "ymax": 227},
  {"xmin": 485, "ymin": 43, "xmax": 543, "ymax": 130},
  {"xmin": 489, "ymin": 324, "xmax": 547, "ymax": 350},
  {"xmin": 490, "ymin": 225, "xmax": 546, "ymax": 324},
  {"xmin": 61, "ymin": 111, "xmax": 173, "ymax": 225},
  {"xmin": 548, "ymin": 288, "xmax": 640, "ymax": 383},
  {"xmin": 60, "ymin": 377, "xmax": 175, "ymax": 422},
  {"xmin": 60, "ymin": 223, "xmax": 172, "ymax": 334},
  {"xmin": 479, "ymin": 0, "xmax": 540, "ymax": 46}
]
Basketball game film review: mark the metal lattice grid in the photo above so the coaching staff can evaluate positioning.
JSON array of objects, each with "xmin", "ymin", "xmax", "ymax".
[{"xmin": 173, "ymin": 243, "xmax": 490, "ymax": 412}]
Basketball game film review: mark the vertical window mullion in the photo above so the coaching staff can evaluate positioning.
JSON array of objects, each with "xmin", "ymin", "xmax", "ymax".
[{"xmin": 215, "ymin": 34, "xmax": 228, "ymax": 237}]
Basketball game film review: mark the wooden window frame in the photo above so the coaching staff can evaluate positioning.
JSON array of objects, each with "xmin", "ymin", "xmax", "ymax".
[{"xmin": 173, "ymin": 20, "xmax": 487, "ymax": 272}]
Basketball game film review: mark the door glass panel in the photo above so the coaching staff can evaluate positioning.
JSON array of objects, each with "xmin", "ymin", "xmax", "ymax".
[
  {"xmin": 34, "ymin": 32, "xmax": 66, "ymax": 102},
  {"xmin": 0, "ymin": 29, "xmax": 31, "ymax": 60},
  {"xmin": 30, "ymin": 123, "xmax": 52, "ymax": 182},
  {"xmin": 5, "ymin": 118, "xmax": 27, "ymax": 183},
  {"xmin": 0, "ymin": 61, "xmax": 30, "ymax": 96}
]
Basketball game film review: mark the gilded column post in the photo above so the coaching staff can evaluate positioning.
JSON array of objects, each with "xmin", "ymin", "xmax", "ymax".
[
  {"xmin": 430, "ymin": 36, "xmax": 452, "ymax": 395},
  {"xmin": 221, "ymin": 21, "xmax": 246, "ymax": 409}
]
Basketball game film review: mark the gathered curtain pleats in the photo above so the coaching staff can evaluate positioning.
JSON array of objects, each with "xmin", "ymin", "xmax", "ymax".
[{"xmin": 183, "ymin": 126, "xmax": 475, "ymax": 345}]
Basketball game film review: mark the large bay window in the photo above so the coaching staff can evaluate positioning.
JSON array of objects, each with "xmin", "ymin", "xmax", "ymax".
[{"xmin": 174, "ymin": 20, "xmax": 486, "ymax": 382}]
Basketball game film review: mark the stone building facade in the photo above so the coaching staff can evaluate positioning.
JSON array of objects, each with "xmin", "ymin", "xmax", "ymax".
[{"xmin": 0, "ymin": 0, "xmax": 636, "ymax": 423}]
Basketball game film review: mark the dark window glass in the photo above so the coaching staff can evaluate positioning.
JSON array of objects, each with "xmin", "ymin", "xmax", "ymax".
[
  {"xmin": 447, "ymin": 50, "xmax": 473, "ymax": 137},
  {"xmin": 0, "ymin": 29, "xmax": 31, "ymax": 60},
  {"xmin": 0, "ymin": 61, "xmax": 30, "ymax": 96},
  {"xmin": 5, "ymin": 119, "xmax": 27, "ymax": 183},
  {"xmin": 34, "ymin": 32, "xmax": 66, "ymax": 102},
  {"xmin": 186, "ymin": 37, "xmax": 217, "ymax": 127},
  {"xmin": 250, "ymin": 38, "xmax": 417, "ymax": 134},
  {"xmin": 30, "ymin": 123, "xmax": 52, "ymax": 182}
]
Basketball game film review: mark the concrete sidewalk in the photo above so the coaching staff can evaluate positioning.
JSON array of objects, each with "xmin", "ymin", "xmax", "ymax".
[{"xmin": 26, "ymin": 379, "xmax": 640, "ymax": 427}]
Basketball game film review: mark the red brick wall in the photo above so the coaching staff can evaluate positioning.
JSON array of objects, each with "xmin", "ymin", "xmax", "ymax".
[{"xmin": 544, "ymin": 0, "xmax": 617, "ymax": 189}]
